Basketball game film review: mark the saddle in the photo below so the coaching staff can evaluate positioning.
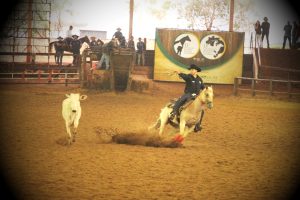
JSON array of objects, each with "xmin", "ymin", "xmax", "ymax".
[{"xmin": 167, "ymin": 98, "xmax": 194, "ymax": 121}]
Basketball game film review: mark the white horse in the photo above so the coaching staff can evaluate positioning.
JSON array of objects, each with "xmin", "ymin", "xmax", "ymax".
[{"xmin": 149, "ymin": 86, "xmax": 214, "ymax": 139}]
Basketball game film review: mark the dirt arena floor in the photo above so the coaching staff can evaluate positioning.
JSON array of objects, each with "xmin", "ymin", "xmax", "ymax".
[{"xmin": 0, "ymin": 83, "xmax": 300, "ymax": 200}]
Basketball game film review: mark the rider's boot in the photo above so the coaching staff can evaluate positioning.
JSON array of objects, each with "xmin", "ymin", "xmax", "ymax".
[{"xmin": 169, "ymin": 110, "xmax": 177, "ymax": 120}]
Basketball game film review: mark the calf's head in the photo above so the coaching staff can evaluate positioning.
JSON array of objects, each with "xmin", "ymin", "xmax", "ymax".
[{"xmin": 66, "ymin": 93, "xmax": 88, "ymax": 112}]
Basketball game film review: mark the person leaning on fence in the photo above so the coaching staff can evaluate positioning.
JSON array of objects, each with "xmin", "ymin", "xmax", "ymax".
[
  {"xmin": 127, "ymin": 36, "xmax": 135, "ymax": 51},
  {"xmin": 93, "ymin": 39, "xmax": 115, "ymax": 71},
  {"xmin": 54, "ymin": 36, "xmax": 64, "ymax": 65},
  {"xmin": 136, "ymin": 37, "xmax": 146, "ymax": 66},
  {"xmin": 70, "ymin": 34, "xmax": 82, "ymax": 66},
  {"xmin": 170, "ymin": 64, "xmax": 205, "ymax": 131},
  {"xmin": 261, "ymin": 17, "xmax": 270, "ymax": 48}
]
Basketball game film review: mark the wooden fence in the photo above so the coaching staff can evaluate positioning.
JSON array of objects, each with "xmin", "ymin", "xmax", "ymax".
[{"xmin": 233, "ymin": 77, "xmax": 300, "ymax": 98}]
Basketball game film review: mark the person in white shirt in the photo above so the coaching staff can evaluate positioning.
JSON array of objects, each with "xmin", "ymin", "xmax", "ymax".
[
  {"xmin": 66, "ymin": 25, "xmax": 73, "ymax": 38},
  {"xmin": 65, "ymin": 25, "xmax": 73, "ymax": 46}
]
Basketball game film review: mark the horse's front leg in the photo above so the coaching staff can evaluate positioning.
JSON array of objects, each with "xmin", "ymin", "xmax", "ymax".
[
  {"xmin": 183, "ymin": 126, "xmax": 195, "ymax": 138},
  {"xmin": 194, "ymin": 110, "xmax": 205, "ymax": 132},
  {"xmin": 179, "ymin": 120, "xmax": 186, "ymax": 137}
]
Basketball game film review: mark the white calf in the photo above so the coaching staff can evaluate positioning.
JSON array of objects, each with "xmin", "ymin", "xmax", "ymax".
[{"xmin": 62, "ymin": 93, "xmax": 87, "ymax": 145}]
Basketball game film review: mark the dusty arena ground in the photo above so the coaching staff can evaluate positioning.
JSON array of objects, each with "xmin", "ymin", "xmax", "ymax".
[{"xmin": 0, "ymin": 83, "xmax": 300, "ymax": 200}]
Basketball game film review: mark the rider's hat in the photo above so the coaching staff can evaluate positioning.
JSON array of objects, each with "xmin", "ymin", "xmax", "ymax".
[
  {"xmin": 57, "ymin": 36, "xmax": 63, "ymax": 40},
  {"xmin": 72, "ymin": 34, "xmax": 79, "ymax": 38},
  {"xmin": 91, "ymin": 36, "xmax": 96, "ymax": 39},
  {"xmin": 188, "ymin": 64, "xmax": 201, "ymax": 72},
  {"xmin": 116, "ymin": 27, "xmax": 121, "ymax": 31},
  {"xmin": 263, "ymin": 17, "xmax": 268, "ymax": 21}
]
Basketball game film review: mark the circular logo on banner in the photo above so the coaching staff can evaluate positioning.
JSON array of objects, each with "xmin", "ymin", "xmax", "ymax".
[
  {"xmin": 200, "ymin": 34, "xmax": 226, "ymax": 60},
  {"xmin": 173, "ymin": 33, "xmax": 199, "ymax": 58}
]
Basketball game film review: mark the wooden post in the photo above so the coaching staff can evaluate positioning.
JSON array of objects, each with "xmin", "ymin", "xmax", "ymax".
[
  {"xmin": 288, "ymin": 81, "xmax": 292, "ymax": 98},
  {"xmin": 233, "ymin": 77, "xmax": 238, "ymax": 96},
  {"xmin": 252, "ymin": 48, "xmax": 258, "ymax": 79},
  {"xmin": 48, "ymin": 69, "xmax": 52, "ymax": 83},
  {"xmin": 26, "ymin": 0, "xmax": 33, "ymax": 63},
  {"xmin": 251, "ymin": 79, "xmax": 256, "ymax": 96},
  {"xmin": 129, "ymin": 0, "xmax": 134, "ymax": 38},
  {"xmin": 80, "ymin": 52, "xmax": 86, "ymax": 87},
  {"xmin": 229, "ymin": 0, "xmax": 234, "ymax": 31},
  {"xmin": 110, "ymin": 54, "xmax": 115, "ymax": 91},
  {"xmin": 269, "ymin": 80, "xmax": 273, "ymax": 96}
]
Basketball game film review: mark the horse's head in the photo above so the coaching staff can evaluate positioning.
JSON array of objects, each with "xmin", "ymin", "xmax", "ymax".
[
  {"xmin": 184, "ymin": 35, "xmax": 191, "ymax": 42},
  {"xmin": 199, "ymin": 86, "xmax": 214, "ymax": 109},
  {"xmin": 81, "ymin": 35, "xmax": 90, "ymax": 45}
]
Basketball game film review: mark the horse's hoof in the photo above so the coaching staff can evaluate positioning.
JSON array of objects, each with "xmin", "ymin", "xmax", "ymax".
[
  {"xmin": 194, "ymin": 125, "xmax": 202, "ymax": 133},
  {"xmin": 173, "ymin": 134, "xmax": 184, "ymax": 143}
]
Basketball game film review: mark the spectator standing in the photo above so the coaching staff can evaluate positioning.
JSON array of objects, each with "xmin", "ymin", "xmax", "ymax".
[
  {"xmin": 136, "ymin": 37, "xmax": 146, "ymax": 66},
  {"xmin": 127, "ymin": 36, "xmax": 135, "ymax": 51},
  {"xmin": 70, "ymin": 34, "xmax": 82, "ymax": 65},
  {"xmin": 292, "ymin": 21, "xmax": 298, "ymax": 48},
  {"xmin": 282, "ymin": 21, "xmax": 292, "ymax": 49},
  {"xmin": 90, "ymin": 36, "xmax": 97, "ymax": 51},
  {"xmin": 261, "ymin": 17, "xmax": 270, "ymax": 48},
  {"xmin": 113, "ymin": 27, "xmax": 123, "ymax": 44},
  {"xmin": 54, "ymin": 36, "xmax": 64, "ymax": 65},
  {"xmin": 254, "ymin": 20, "xmax": 262, "ymax": 48}
]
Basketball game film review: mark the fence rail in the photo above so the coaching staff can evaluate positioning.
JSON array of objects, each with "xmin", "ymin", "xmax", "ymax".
[{"xmin": 233, "ymin": 77, "xmax": 300, "ymax": 98}]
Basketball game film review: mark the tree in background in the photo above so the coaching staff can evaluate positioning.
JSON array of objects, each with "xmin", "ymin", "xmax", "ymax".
[
  {"xmin": 51, "ymin": 0, "xmax": 72, "ymax": 37},
  {"xmin": 176, "ymin": 0, "xmax": 228, "ymax": 31}
]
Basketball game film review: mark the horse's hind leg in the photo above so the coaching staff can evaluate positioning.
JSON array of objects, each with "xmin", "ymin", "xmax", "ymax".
[
  {"xmin": 65, "ymin": 122, "xmax": 72, "ymax": 145},
  {"xmin": 148, "ymin": 118, "xmax": 161, "ymax": 131},
  {"xmin": 158, "ymin": 108, "xmax": 171, "ymax": 136}
]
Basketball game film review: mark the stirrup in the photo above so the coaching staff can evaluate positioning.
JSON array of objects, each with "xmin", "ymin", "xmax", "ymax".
[{"xmin": 169, "ymin": 113, "xmax": 175, "ymax": 120}]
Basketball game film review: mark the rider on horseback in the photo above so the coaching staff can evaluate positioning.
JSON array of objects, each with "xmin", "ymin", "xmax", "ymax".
[{"xmin": 170, "ymin": 64, "xmax": 205, "ymax": 131}]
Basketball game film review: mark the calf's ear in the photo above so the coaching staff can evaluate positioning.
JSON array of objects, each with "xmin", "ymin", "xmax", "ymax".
[
  {"xmin": 80, "ymin": 95, "xmax": 88, "ymax": 101},
  {"xmin": 65, "ymin": 94, "xmax": 70, "ymax": 98}
]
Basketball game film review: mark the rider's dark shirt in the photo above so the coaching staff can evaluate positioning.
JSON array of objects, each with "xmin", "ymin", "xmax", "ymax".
[
  {"xmin": 179, "ymin": 73, "xmax": 204, "ymax": 95},
  {"xmin": 113, "ymin": 31, "xmax": 123, "ymax": 41},
  {"xmin": 54, "ymin": 41, "xmax": 64, "ymax": 52},
  {"xmin": 70, "ymin": 40, "xmax": 82, "ymax": 54}
]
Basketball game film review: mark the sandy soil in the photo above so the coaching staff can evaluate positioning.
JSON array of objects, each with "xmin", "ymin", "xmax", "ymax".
[{"xmin": 0, "ymin": 83, "xmax": 300, "ymax": 200}]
